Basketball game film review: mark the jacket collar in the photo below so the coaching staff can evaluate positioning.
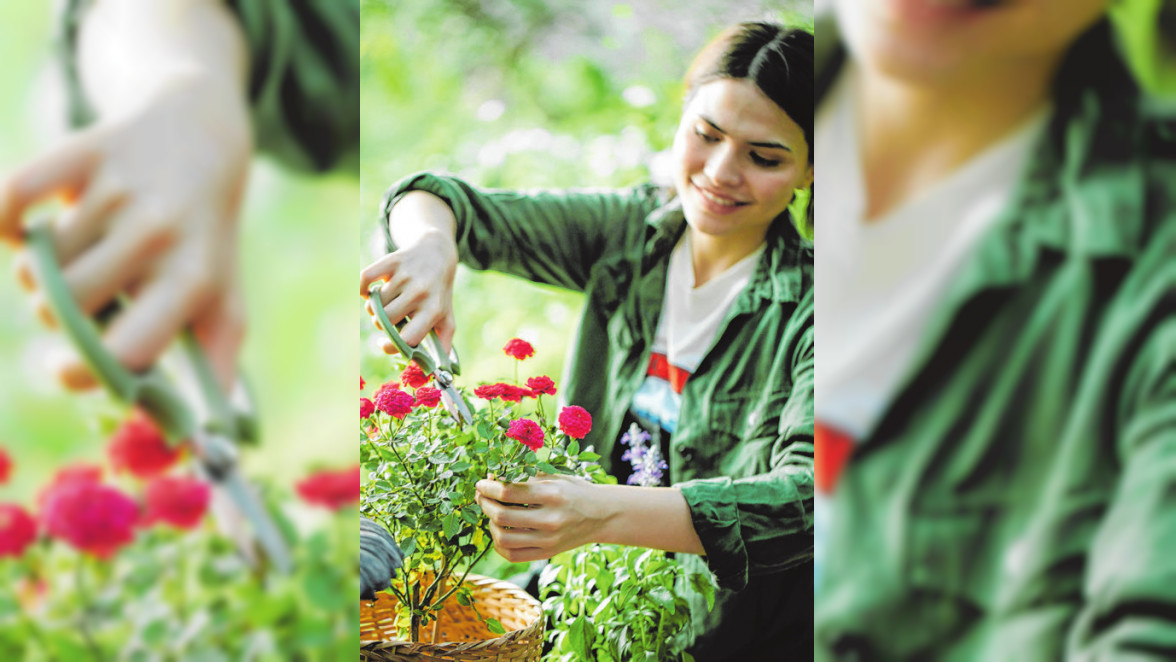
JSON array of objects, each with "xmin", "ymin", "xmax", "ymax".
[{"xmin": 814, "ymin": 14, "xmax": 1152, "ymax": 262}]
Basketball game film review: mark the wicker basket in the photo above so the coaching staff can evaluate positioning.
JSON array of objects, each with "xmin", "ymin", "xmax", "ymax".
[{"xmin": 360, "ymin": 574, "xmax": 544, "ymax": 661}]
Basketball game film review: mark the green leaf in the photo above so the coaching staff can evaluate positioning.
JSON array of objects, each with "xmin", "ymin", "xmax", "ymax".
[
  {"xmin": 485, "ymin": 618, "xmax": 506, "ymax": 635},
  {"xmin": 578, "ymin": 451, "xmax": 601, "ymax": 461},
  {"xmin": 442, "ymin": 514, "xmax": 461, "ymax": 540}
]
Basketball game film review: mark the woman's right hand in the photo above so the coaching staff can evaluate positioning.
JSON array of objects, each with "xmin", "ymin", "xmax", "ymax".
[{"xmin": 360, "ymin": 191, "xmax": 459, "ymax": 353}]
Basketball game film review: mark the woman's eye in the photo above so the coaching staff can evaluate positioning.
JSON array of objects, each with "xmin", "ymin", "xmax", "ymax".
[
  {"xmin": 694, "ymin": 128, "xmax": 719, "ymax": 143},
  {"xmin": 751, "ymin": 153, "xmax": 781, "ymax": 168}
]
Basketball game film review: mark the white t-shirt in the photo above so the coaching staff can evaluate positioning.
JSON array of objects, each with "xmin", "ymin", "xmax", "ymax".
[
  {"xmin": 814, "ymin": 65, "xmax": 1050, "ymax": 441},
  {"xmin": 631, "ymin": 232, "xmax": 765, "ymax": 433}
]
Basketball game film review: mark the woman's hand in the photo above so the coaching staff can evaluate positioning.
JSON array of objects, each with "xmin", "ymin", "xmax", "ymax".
[
  {"xmin": 360, "ymin": 191, "xmax": 459, "ymax": 352},
  {"xmin": 1, "ymin": 72, "xmax": 251, "ymax": 390},
  {"xmin": 476, "ymin": 474, "xmax": 706, "ymax": 561},
  {"xmin": 475, "ymin": 473, "xmax": 614, "ymax": 563}
]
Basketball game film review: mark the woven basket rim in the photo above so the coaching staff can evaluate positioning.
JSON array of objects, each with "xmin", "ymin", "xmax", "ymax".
[{"xmin": 360, "ymin": 573, "xmax": 543, "ymax": 650}]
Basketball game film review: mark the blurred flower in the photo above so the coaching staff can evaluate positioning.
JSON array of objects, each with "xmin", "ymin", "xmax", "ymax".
[
  {"xmin": 506, "ymin": 419, "xmax": 544, "ymax": 451},
  {"xmin": 36, "ymin": 463, "xmax": 104, "ymax": 509},
  {"xmin": 297, "ymin": 466, "xmax": 361, "ymax": 511},
  {"xmin": 558, "ymin": 406, "xmax": 592, "ymax": 440},
  {"xmin": 361, "ymin": 397, "xmax": 375, "ymax": 419},
  {"xmin": 0, "ymin": 503, "xmax": 37, "ymax": 558},
  {"xmin": 375, "ymin": 384, "xmax": 414, "ymax": 419},
  {"xmin": 414, "ymin": 386, "xmax": 442, "ymax": 409},
  {"xmin": 526, "ymin": 376, "xmax": 557, "ymax": 396},
  {"xmin": 498, "ymin": 383, "xmax": 532, "ymax": 403},
  {"xmin": 361, "ymin": 376, "xmax": 366, "ymax": 390},
  {"xmin": 42, "ymin": 481, "xmax": 138, "ymax": 559},
  {"xmin": 107, "ymin": 410, "xmax": 182, "ymax": 480},
  {"xmin": 474, "ymin": 383, "xmax": 505, "ymax": 400},
  {"xmin": 143, "ymin": 476, "xmax": 210, "ymax": 530},
  {"xmin": 0, "ymin": 447, "xmax": 11, "ymax": 485},
  {"xmin": 401, "ymin": 362, "xmax": 432, "ymax": 389},
  {"xmin": 502, "ymin": 338, "xmax": 535, "ymax": 361}
]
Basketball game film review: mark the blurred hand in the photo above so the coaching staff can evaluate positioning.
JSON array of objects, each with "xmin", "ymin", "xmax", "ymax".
[
  {"xmin": 0, "ymin": 72, "xmax": 251, "ymax": 390},
  {"xmin": 360, "ymin": 195, "xmax": 459, "ymax": 353},
  {"xmin": 475, "ymin": 473, "xmax": 610, "ymax": 563}
]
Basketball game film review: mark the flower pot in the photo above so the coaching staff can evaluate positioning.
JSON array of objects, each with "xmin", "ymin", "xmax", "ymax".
[{"xmin": 360, "ymin": 573, "xmax": 544, "ymax": 661}]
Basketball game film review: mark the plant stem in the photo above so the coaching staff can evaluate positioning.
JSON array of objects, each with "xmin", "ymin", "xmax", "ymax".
[
  {"xmin": 411, "ymin": 583, "xmax": 421, "ymax": 643},
  {"xmin": 74, "ymin": 558, "xmax": 106, "ymax": 662},
  {"xmin": 431, "ymin": 543, "xmax": 493, "ymax": 607}
]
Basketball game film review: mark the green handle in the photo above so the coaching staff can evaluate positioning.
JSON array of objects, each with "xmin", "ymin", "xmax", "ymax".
[
  {"xmin": 25, "ymin": 221, "xmax": 253, "ymax": 443},
  {"xmin": 367, "ymin": 282, "xmax": 461, "ymax": 376}
]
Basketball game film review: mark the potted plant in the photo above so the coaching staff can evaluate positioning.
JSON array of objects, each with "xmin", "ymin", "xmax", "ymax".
[{"xmin": 359, "ymin": 338, "xmax": 608, "ymax": 658}]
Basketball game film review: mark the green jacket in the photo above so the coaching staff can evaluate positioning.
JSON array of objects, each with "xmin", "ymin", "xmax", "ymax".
[
  {"xmin": 60, "ymin": 0, "xmax": 359, "ymax": 172},
  {"xmin": 814, "ymin": 18, "xmax": 1176, "ymax": 661},
  {"xmin": 386, "ymin": 174, "xmax": 816, "ymax": 659}
]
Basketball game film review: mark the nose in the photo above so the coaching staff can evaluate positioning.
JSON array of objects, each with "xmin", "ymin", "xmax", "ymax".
[{"xmin": 704, "ymin": 143, "xmax": 742, "ymax": 188}]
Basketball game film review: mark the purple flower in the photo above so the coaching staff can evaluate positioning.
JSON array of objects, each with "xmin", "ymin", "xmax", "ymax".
[{"xmin": 619, "ymin": 423, "xmax": 666, "ymax": 487}]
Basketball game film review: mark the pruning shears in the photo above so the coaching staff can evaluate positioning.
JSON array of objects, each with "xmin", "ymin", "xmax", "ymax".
[
  {"xmin": 25, "ymin": 221, "xmax": 293, "ymax": 575},
  {"xmin": 366, "ymin": 283, "xmax": 473, "ymax": 426}
]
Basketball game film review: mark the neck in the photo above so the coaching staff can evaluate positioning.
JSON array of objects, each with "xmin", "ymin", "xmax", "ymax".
[
  {"xmin": 855, "ymin": 55, "xmax": 1056, "ymax": 221},
  {"xmin": 688, "ymin": 226, "xmax": 766, "ymax": 288}
]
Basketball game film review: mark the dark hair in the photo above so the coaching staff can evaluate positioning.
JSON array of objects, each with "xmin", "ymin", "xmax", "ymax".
[
  {"xmin": 685, "ymin": 22, "xmax": 814, "ymax": 164},
  {"xmin": 684, "ymin": 22, "xmax": 815, "ymax": 237}
]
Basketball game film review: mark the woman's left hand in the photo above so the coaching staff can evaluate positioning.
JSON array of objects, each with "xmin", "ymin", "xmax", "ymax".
[{"xmin": 475, "ymin": 473, "xmax": 613, "ymax": 563}]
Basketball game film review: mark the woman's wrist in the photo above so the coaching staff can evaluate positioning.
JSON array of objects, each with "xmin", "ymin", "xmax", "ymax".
[{"xmin": 592, "ymin": 484, "xmax": 704, "ymax": 555}]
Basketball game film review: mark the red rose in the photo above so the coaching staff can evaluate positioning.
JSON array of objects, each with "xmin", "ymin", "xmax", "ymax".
[
  {"xmin": 525, "ymin": 376, "xmax": 556, "ymax": 396},
  {"xmin": 42, "ymin": 481, "xmax": 138, "ymax": 559},
  {"xmin": 502, "ymin": 338, "xmax": 535, "ymax": 361},
  {"xmin": 0, "ymin": 503, "xmax": 37, "ymax": 558},
  {"xmin": 107, "ymin": 411, "xmax": 182, "ymax": 480},
  {"xmin": 36, "ymin": 463, "xmax": 104, "ymax": 510},
  {"xmin": 0, "ymin": 447, "xmax": 12, "ymax": 485},
  {"xmin": 474, "ymin": 383, "xmax": 504, "ymax": 400},
  {"xmin": 498, "ymin": 383, "xmax": 531, "ymax": 403},
  {"xmin": 360, "ymin": 397, "xmax": 375, "ymax": 419},
  {"xmin": 414, "ymin": 386, "xmax": 442, "ymax": 408},
  {"xmin": 400, "ymin": 362, "xmax": 432, "ymax": 389},
  {"xmin": 558, "ymin": 406, "xmax": 592, "ymax": 440},
  {"xmin": 296, "ymin": 466, "xmax": 361, "ymax": 511},
  {"xmin": 375, "ymin": 384, "xmax": 414, "ymax": 419},
  {"xmin": 361, "ymin": 376, "xmax": 366, "ymax": 390},
  {"xmin": 142, "ymin": 476, "xmax": 210, "ymax": 530},
  {"xmin": 506, "ymin": 419, "xmax": 544, "ymax": 451}
]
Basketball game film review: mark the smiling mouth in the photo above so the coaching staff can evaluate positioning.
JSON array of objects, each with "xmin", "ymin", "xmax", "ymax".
[{"xmin": 694, "ymin": 184, "xmax": 749, "ymax": 208}]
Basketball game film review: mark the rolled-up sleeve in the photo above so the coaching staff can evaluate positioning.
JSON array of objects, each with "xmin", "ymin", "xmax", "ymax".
[
  {"xmin": 386, "ymin": 172, "xmax": 665, "ymax": 292},
  {"xmin": 679, "ymin": 314, "xmax": 815, "ymax": 591}
]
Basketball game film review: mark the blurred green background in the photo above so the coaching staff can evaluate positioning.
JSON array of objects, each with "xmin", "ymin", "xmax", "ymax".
[
  {"xmin": 359, "ymin": 0, "xmax": 813, "ymax": 392},
  {"xmin": 0, "ymin": 4, "xmax": 357, "ymax": 504}
]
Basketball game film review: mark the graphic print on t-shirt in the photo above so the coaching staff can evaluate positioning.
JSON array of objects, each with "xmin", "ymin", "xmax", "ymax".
[{"xmin": 631, "ymin": 233, "xmax": 764, "ymax": 434}]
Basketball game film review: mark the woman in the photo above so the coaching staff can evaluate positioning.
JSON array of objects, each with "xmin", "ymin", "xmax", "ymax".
[
  {"xmin": 361, "ymin": 22, "xmax": 815, "ymax": 659},
  {"xmin": 814, "ymin": 1, "xmax": 1176, "ymax": 659}
]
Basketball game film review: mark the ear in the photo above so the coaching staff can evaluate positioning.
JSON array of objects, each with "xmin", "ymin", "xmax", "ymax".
[{"xmin": 799, "ymin": 163, "xmax": 814, "ymax": 192}]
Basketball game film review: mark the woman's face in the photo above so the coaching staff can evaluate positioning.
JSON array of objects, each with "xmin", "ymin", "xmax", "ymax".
[
  {"xmin": 672, "ymin": 78, "xmax": 813, "ymax": 244},
  {"xmin": 835, "ymin": 0, "xmax": 1109, "ymax": 83}
]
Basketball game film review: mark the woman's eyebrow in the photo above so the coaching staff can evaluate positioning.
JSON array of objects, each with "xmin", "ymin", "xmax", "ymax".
[{"xmin": 700, "ymin": 116, "xmax": 791, "ymax": 152}]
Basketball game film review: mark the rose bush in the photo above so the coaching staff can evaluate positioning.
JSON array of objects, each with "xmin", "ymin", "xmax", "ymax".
[
  {"xmin": 0, "ymin": 414, "xmax": 360, "ymax": 659},
  {"xmin": 360, "ymin": 338, "xmax": 609, "ymax": 643}
]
